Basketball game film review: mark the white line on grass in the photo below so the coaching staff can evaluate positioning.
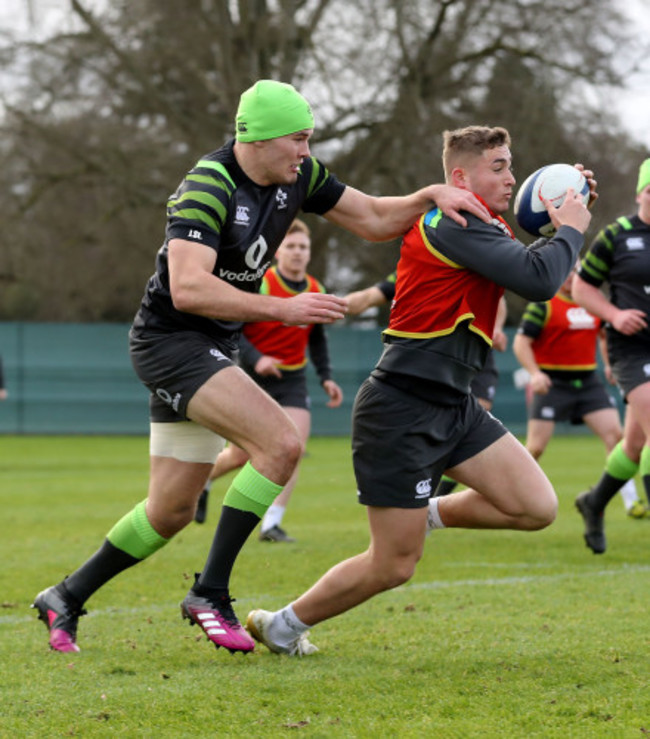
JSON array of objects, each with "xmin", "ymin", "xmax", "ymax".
[
  {"xmin": 408, "ymin": 562, "xmax": 650, "ymax": 590},
  {"xmin": 7, "ymin": 563, "xmax": 650, "ymax": 626}
]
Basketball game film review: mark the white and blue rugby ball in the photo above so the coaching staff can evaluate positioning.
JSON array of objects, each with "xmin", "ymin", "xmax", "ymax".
[{"xmin": 513, "ymin": 163, "xmax": 589, "ymax": 237}]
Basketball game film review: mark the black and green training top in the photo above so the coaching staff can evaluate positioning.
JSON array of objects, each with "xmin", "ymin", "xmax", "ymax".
[
  {"xmin": 577, "ymin": 214, "xmax": 650, "ymax": 344},
  {"xmin": 132, "ymin": 139, "xmax": 345, "ymax": 346}
]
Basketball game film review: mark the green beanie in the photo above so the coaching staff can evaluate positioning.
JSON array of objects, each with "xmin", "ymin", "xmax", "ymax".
[
  {"xmin": 235, "ymin": 80, "xmax": 314, "ymax": 142},
  {"xmin": 637, "ymin": 158, "xmax": 650, "ymax": 194}
]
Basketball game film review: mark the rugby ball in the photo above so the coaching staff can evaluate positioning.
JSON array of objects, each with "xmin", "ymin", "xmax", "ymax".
[{"xmin": 513, "ymin": 163, "xmax": 589, "ymax": 237}]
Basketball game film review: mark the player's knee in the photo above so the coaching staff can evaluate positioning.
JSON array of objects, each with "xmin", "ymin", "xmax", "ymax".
[
  {"xmin": 173, "ymin": 503, "xmax": 199, "ymax": 530},
  {"xmin": 258, "ymin": 424, "xmax": 302, "ymax": 477},
  {"xmin": 228, "ymin": 445, "xmax": 251, "ymax": 467},
  {"xmin": 147, "ymin": 497, "xmax": 196, "ymax": 537},
  {"xmin": 522, "ymin": 492, "xmax": 557, "ymax": 531},
  {"xmin": 277, "ymin": 427, "xmax": 303, "ymax": 466},
  {"xmin": 374, "ymin": 553, "xmax": 420, "ymax": 591},
  {"xmin": 378, "ymin": 566, "xmax": 413, "ymax": 591}
]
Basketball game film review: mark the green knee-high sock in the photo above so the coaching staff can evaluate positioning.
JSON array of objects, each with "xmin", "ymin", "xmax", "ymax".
[
  {"xmin": 64, "ymin": 500, "xmax": 169, "ymax": 604},
  {"xmin": 197, "ymin": 462, "xmax": 283, "ymax": 592},
  {"xmin": 640, "ymin": 446, "xmax": 650, "ymax": 505},
  {"xmin": 590, "ymin": 443, "xmax": 639, "ymax": 511},
  {"xmin": 106, "ymin": 500, "xmax": 169, "ymax": 558},
  {"xmin": 222, "ymin": 461, "xmax": 284, "ymax": 517}
]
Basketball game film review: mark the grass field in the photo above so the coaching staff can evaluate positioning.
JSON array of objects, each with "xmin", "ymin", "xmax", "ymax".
[{"xmin": 2, "ymin": 433, "xmax": 650, "ymax": 737}]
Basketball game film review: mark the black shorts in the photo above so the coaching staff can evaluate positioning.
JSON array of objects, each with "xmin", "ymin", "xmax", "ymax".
[
  {"xmin": 252, "ymin": 368, "xmax": 311, "ymax": 410},
  {"xmin": 470, "ymin": 365, "xmax": 499, "ymax": 403},
  {"xmin": 608, "ymin": 343, "xmax": 650, "ymax": 398},
  {"xmin": 528, "ymin": 372, "xmax": 615, "ymax": 424},
  {"xmin": 129, "ymin": 329, "xmax": 235, "ymax": 422},
  {"xmin": 352, "ymin": 376, "xmax": 508, "ymax": 509}
]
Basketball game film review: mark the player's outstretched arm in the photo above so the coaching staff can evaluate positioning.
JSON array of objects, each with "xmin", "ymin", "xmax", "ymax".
[
  {"xmin": 324, "ymin": 184, "xmax": 491, "ymax": 242},
  {"xmin": 169, "ymin": 239, "xmax": 347, "ymax": 324},
  {"xmin": 344, "ymin": 286, "xmax": 387, "ymax": 315},
  {"xmin": 573, "ymin": 274, "xmax": 647, "ymax": 336}
]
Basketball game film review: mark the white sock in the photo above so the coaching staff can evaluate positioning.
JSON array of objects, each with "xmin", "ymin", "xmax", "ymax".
[
  {"xmin": 427, "ymin": 497, "xmax": 446, "ymax": 529},
  {"xmin": 619, "ymin": 478, "xmax": 639, "ymax": 509},
  {"xmin": 268, "ymin": 604, "xmax": 309, "ymax": 646},
  {"xmin": 261, "ymin": 504, "xmax": 285, "ymax": 532}
]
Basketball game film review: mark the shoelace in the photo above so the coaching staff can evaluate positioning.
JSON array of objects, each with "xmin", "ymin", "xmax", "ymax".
[{"xmin": 291, "ymin": 633, "xmax": 316, "ymax": 656}]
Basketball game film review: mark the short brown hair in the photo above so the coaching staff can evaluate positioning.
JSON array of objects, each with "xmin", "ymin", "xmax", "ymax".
[
  {"xmin": 286, "ymin": 218, "xmax": 310, "ymax": 237},
  {"xmin": 442, "ymin": 126, "xmax": 511, "ymax": 180}
]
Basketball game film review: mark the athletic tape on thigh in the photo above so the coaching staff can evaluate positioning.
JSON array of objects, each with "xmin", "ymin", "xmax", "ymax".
[{"xmin": 150, "ymin": 421, "xmax": 226, "ymax": 463}]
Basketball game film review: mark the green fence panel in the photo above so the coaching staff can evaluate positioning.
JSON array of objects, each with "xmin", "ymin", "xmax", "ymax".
[
  {"xmin": 0, "ymin": 323, "xmax": 149, "ymax": 434},
  {"xmin": 1, "ymin": 322, "xmax": 618, "ymax": 436}
]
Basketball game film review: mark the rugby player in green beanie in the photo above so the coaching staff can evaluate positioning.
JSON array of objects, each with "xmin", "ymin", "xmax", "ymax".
[
  {"xmin": 32, "ymin": 79, "xmax": 491, "ymax": 656},
  {"xmin": 235, "ymin": 80, "xmax": 314, "ymax": 142},
  {"xmin": 573, "ymin": 156, "xmax": 650, "ymax": 553}
]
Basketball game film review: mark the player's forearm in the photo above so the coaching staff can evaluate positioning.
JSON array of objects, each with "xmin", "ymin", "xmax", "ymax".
[
  {"xmin": 506, "ymin": 227, "xmax": 583, "ymax": 301},
  {"xmin": 572, "ymin": 279, "xmax": 618, "ymax": 324},
  {"xmin": 495, "ymin": 296, "xmax": 508, "ymax": 331},
  {"xmin": 512, "ymin": 335, "xmax": 539, "ymax": 374},
  {"xmin": 168, "ymin": 238, "xmax": 289, "ymax": 322},
  {"xmin": 325, "ymin": 186, "xmax": 438, "ymax": 242},
  {"xmin": 172, "ymin": 273, "xmax": 287, "ymax": 322},
  {"xmin": 363, "ymin": 190, "xmax": 434, "ymax": 240},
  {"xmin": 345, "ymin": 286, "xmax": 385, "ymax": 315},
  {"xmin": 437, "ymin": 220, "xmax": 583, "ymax": 302}
]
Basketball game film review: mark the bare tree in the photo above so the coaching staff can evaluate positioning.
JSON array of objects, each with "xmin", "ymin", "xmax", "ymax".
[
  {"xmin": 308, "ymin": 0, "xmax": 642, "ymax": 296},
  {"xmin": 0, "ymin": 0, "xmax": 642, "ymax": 321}
]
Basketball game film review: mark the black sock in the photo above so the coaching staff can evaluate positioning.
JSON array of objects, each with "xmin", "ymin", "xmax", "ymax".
[
  {"xmin": 196, "ymin": 506, "xmax": 260, "ymax": 592},
  {"xmin": 63, "ymin": 539, "xmax": 141, "ymax": 605},
  {"xmin": 589, "ymin": 473, "xmax": 626, "ymax": 512},
  {"xmin": 435, "ymin": 479, "xmax": 458, "ymax": 497}
]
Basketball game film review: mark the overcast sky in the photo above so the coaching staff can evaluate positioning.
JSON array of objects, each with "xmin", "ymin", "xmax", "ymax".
[
  {"xmin": 1, "ymin": 0, "xmax": 649, "ymax": 149},
  {"xmin": 602, "ymin": 0, "xmax": 650, "ymax": 149}
]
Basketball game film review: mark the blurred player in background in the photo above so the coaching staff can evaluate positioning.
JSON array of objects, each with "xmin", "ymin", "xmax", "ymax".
[
  {"xmin": 194, "ymin": 218, "xmax": 343, "ymax": 541},
  {"xmin": 346, "ymin": 275, "xmax": 508, "ymax": 496},
  {"xmin": 246, "ymin": 126, "xmax": 595, "ymax": 656},
  {"xmin": 572, "ymin": 157, "xmax": 650, "ymax": 553},
  {"xmin": 513, "ymin": 266, "xmax": 642, "ymax": 516},
  {"xmin": 0, "ymin": 356, "xmax": 7, "ymax": 401},
  {"xmin": 31, "ymin": 80, "xmax": 490, "ymax": 655}
]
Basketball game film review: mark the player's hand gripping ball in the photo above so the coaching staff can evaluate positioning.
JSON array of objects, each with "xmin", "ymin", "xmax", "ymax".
[{"xmin": 513, "ymin": 163, "xmax": 590, "ymax": 237}]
